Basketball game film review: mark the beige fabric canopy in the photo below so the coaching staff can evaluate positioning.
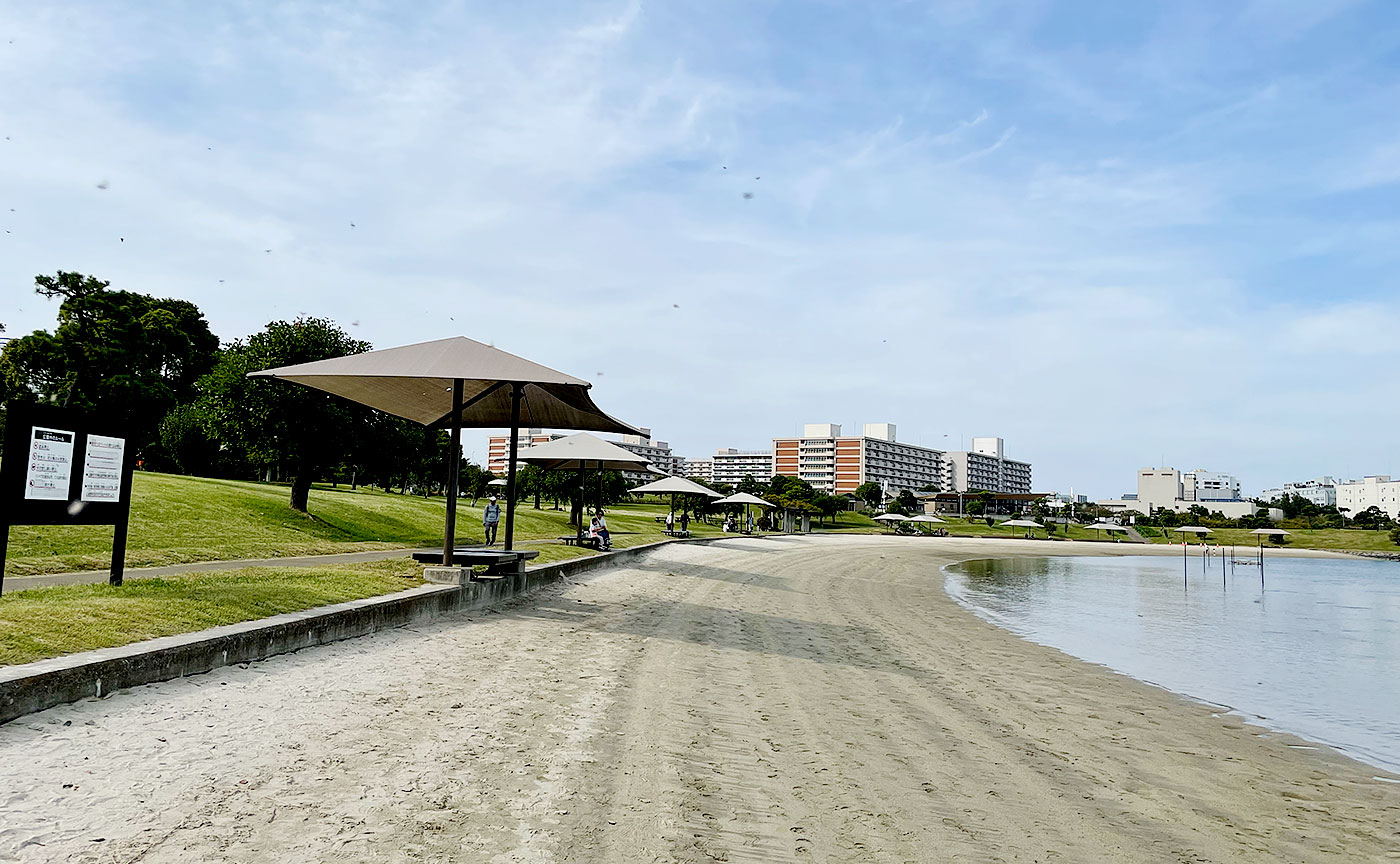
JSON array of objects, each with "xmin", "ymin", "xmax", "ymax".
[
  {"xmin": 630, "ymin": 476, "xmax": 723, "ymax": 498},
  {"xmin": 514, "ymin": 432, "xmax": 653, "ymax": 472},
  {"xmin": 713, "ymin": 492, "xmax": 774, "ymax": 507},
  {"xmin": 249, "ymin": 336, "xmax": 637, "ymax": 433},
  {"xmin": 248, "ymin": 335, "xmax": 637, "ymax": 560}
]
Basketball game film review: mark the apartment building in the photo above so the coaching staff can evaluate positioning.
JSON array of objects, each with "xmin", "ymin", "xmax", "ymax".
[
  {"xmin": 1097, "ymin": 466, "xmax": 1259, "ymax": 519},
  {"xmin": 942, "ymin": 437, "xmax": 1033, "ymax": 494},
  {"xmin": 711, "ymin": 449, "xmax": 774, "ymax": 486},
  {"xmin": 773, "ymin": 423, "xmax": 943, "ymax": 496},
  {"xmin": 486, "ymin": 429, "xmax": 562, "ymax": 475},
  {"xmin": 682, "ymin": 459, "xmax": 713, "ymax": 483},
  {"xmin": 1260, "ymin": 477, "xmax": 1337, "ymax": 508},
  {"xmin": 615, "ymin": 431, "xmax": 682, "ymax": 477},
  {"xmin": 1336, "ymin": 476, "xmax": 1400, "ymax": 520}
]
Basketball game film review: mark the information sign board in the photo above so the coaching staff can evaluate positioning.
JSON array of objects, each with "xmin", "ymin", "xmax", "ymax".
[{"xmin": 1, "ymin": 404, "xmax": 136, "ymax": 593}]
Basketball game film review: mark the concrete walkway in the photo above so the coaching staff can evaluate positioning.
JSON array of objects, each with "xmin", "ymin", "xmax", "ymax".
[{"xmin": 3, "ymin": 547, "xmax": 431, "ymax": 592}]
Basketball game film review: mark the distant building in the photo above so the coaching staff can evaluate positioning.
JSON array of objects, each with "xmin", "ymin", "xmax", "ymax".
[
  {"xmin": 710, "ymin": 449, "xmax": 774, "ymax": 486},
  {"xmin": 487, "ymin": 429, "xmax": 562, "ymax": 475},
  {"xmin": 1097, "ymin": 466, "xmax": 1260, "ymax": 519},
  {"xmin": 615, "ymin": 431, "xmax": 681, "ymax": 477},
  {"xmin": 773, "ymin": 422, "xmax": 944, "ymax": 496},
  {"xmin": 942, "ymin": 437, "xmax": 1032, "ymax": 494},
  {"xmin": 682, "ymin": 459, "xmax": 713, "ymax": 482},
  {"xmin": 1260, "ymin": 477, "xmax": 1337, "ymax": 508},
  {"xmin": 1335, "ymin": 476, "xmax": 1400, "ymax": 520}
]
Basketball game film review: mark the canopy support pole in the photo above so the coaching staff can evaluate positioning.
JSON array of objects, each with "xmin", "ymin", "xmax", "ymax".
[
  {"xmin": 443, "ymin": 378, "xmax": 464, "ymax": 567},
  {"xmin": 504, "ymin": 383, "xmax": 523, "ymax": 551},
  {"xmin": 577, "ymin": 461, "xmax": 586, "ymax": 544}
]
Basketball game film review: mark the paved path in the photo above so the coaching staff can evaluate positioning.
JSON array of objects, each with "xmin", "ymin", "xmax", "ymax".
[
  {"xmin": 2, "ymin": 548, "xmax": 430, "ymax": 592},
  {"xmin": 1, "ymin": 536, "xmax": 1392, "ymax": 863}
]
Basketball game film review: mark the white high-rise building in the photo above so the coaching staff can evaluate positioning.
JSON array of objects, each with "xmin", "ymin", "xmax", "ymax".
[
  {"xmin": 1183, "ymin": 469, "xmax": 1242, "ymax": 502},
  {"xmin": 1336, "ymin": 476, "xmax": 1400, "ymax": 520},
  {"xmin": 711, "ymin": 449, "xmax": 774, "ymax": 486},
  {"xmin": 1260, "ymin": 477, "xmax": 1337, "ymax": 508},
  {"xmin": 943, "ymin": 437, "xmax": 1032, "ymax": 494},
  {"xmin": 682, "ymin": 459, "xmax": 713, "ymax": 483}
]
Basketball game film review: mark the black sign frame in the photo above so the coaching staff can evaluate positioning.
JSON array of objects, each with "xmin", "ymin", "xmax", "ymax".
[{"xmin": 0, "ymin": 403, "xmax": 136, "ymax": 594}]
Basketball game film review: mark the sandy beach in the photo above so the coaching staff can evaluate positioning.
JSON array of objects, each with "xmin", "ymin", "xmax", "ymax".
[{"xmin": 1, "ymin": 535, "xmax": 1395, "ymax": 863}]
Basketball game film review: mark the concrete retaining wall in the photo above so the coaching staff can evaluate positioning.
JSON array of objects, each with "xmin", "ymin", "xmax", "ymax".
[{"xmin": 0, "ymin": 536, "xmax": 731, "ymax": 725}]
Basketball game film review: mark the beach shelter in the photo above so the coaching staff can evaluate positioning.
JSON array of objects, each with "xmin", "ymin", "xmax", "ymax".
[
  {"xmin": 713, "ymin": 491, "xmax": 774, "ymax": 534},
  {"xmin": 249, "ymin": 336, "xmax": 638, "ymax": 563},
  {"xmin": 1173, "ymin": 526, "xmax": 1213, "ymax": 586},
  {"xmin": 1085, "ymin": 521, "xmax": 1127, "ymax": 540},
  {"xmin": 874, "ymin": 513, "xmax": 910, "ymax": 532},
  {"xmin": 1001, "ymin": 518, "xmax": 1042, "ymax": 538},
  {"xmin": 515, "ymin": 432, "xmax": 652, "ymax": 543},
  {"xmin": 909, "ymin": 513, "xmax": 946, "ymax": 535},
  {"xmin": 629, "ymin": 475, "xmax": 722, "ymax": 525},
  {"xmin": 1249, "ymin": 528, "xmax": 1291, "ymax": 585},
  {"xmin": 487, "ymin": 478, "xmax": 508, "ymax": 487}
]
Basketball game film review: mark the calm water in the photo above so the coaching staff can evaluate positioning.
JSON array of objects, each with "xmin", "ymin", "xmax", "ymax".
[{"xmin": 945, "ymin": 554, "xmax": 1400, "ymax": 773}]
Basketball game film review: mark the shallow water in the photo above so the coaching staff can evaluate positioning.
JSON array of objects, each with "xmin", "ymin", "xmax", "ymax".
[{"xmin": 945, "ymin": 554, "xmax": 1400, "ymax": 773}]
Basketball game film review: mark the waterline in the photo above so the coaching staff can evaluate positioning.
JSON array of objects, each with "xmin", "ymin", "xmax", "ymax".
[{"xmin": 945, "ymin": 554, "xmax": 1400, "ymax": 773}]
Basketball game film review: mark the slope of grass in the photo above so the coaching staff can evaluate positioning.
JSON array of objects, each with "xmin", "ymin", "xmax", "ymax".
[
  {"xmin": 2, "ymin": 473, "xmax": 736, "ymax": 576},
  {"xmin": 1139, "ymin": 526, "xmax": 1400, "ymax": 552},
  {"xmin": 0, "ymin": 559, "xmax": 425, "ymax": 666}
]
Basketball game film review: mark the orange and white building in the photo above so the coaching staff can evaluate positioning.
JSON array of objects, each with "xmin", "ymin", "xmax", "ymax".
[{"xmin": 772, "ymin": 423, "xmax": 944, "ymax": 496}]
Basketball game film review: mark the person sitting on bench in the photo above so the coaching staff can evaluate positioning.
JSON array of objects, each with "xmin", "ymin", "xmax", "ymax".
[{"xmin": 590, "ymin": 511, "xmax": 612, "ymax": 550}]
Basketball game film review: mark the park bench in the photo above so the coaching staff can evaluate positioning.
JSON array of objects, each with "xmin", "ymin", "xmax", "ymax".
[
  {"xmin": 662, "ymin": 529, "xmax": 690, "ymax": 538},
  {"xmin": 411, "ymin": 547, "xmax": 539, "ymax": 578}
]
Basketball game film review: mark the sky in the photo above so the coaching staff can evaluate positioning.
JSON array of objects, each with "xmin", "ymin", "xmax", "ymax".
[{"xmin": 2, "ymin": 0, "xmax": 1398, "ymax": 498}]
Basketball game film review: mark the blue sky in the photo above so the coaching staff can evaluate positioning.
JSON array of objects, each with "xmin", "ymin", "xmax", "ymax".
[{"xmin": 2, "ymin": 1, "xmax": 1398, "ymax": 497}]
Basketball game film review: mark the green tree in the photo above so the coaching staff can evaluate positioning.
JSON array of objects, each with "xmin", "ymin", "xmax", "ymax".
[
  {"xmin": 0, "ymin": 272, "xmax": 218, "ymax": 449},
  {"xmin": 853, "ymin": 481, "xmax": 884, "ymax": 509},
  {"xmin": 894, "ymin": 489, "xmax": 918, "ymax": 516},
  {"xmin": 194, "ymin": 318, "xmax": 370, "ymax": 512}
]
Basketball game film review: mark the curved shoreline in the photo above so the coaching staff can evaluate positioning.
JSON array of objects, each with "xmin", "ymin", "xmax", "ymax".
[{"xmin": 941, "ymin": 552, "xmax": 1400, "ymax": 776}]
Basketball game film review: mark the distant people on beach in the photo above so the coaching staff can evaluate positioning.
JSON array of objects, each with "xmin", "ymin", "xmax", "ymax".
[{"xmin": 483, "ymin": 496, "xmax": 501, "ymax": 545}]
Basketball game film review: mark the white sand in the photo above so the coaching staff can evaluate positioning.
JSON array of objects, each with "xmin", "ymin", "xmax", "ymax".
[{"xmin": 0, "ymin": 536, "xmax": 1395, "ymax": 863}]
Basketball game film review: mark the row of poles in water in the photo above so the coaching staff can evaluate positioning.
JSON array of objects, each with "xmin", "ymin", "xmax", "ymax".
[{"xmin": 1181, "ymin": 541, "xmax": 1269, "ymax": 591}]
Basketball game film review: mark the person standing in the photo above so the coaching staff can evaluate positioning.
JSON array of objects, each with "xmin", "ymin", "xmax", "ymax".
[
  {"xmin": 679, "ymin": 511, "xmax": 689, "ymax": 534},
  {"xmin": 747, "ymin": 511, "xmax": 755, "ymax": 533},
  {"xmin": 483, "ymin": 496, "xmax": 501, "ymax": 545},
  {"xmin": 665, "ymin": 510, "xmax": 675, "ymax": 533}
]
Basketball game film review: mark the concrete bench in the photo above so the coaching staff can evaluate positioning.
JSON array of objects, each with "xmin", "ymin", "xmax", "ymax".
[
  {"xmin": 411, "ymin": 548, "xmax": 539, "ymax": 579},
  {"xmin": 662, "ymin": 529, "xmax": 690, "ymax": 538}
]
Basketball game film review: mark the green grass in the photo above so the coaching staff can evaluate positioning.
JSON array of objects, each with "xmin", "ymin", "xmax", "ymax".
[
  {"xmin": 1138, "ymin": 526, "xmax": 1400, "ymax": 552},
  {"xmin": 2, "ymin": 474, "xmax": 736, "ymax": 576},
  {"xmin": 0, "ymin": 558, "xmax": 426, "ymax": 666}
]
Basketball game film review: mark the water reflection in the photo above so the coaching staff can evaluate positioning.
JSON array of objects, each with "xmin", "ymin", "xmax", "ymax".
[{"xmin": 946, "ymin": 555, "xmax": 1400, "ymax": 772}]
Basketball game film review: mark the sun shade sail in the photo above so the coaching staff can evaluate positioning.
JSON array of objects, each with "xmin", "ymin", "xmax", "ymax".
[
  {"xmin": 249, "ymin": 336, "xmax": 638, "ymax": 433},
  {"xmin": 514, "ymin": 432, "xmax": 652, "ymax": 471}
]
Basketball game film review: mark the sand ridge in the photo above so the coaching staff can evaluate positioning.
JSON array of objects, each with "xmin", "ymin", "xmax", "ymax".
[{"xmin": 0, "ymin": 536, "xmax": 1395, "ymax": 862}]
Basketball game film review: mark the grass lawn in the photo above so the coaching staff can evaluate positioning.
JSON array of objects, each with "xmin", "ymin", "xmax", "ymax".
[
  {"xmin": 1138, "ymin": 526, "xmax": 1400, "ymax": 553},
  {"xmin": 0, "ymin": 558, "xmax": 426, "ymax": 666},
  {"xmin": 3, "ymin": 473, "xmax": 734, "ymax": 577}
]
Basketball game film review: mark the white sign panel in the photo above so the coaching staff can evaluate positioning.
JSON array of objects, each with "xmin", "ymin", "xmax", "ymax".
[
  {"xmin": 81, "ymin": 434, "xmax": 126, "ymax": 503},
  {"xmin": 24, "ymin": 426, "xmax": 75, "ymax": 500}
]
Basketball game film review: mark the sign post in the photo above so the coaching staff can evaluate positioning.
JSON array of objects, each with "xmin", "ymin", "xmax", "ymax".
[{"xmin": 0, "ymin": 405, "xmax": 136, "ymax": 595}]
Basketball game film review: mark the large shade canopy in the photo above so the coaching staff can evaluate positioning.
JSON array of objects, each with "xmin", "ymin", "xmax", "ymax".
[
  {"xmin": 714, "ymin": 492, "xmax": 774, "ymax": 508},
  {"xmin": 910, "ymin": 514, "xmax": 946, "ymax": 523},
  {"xmin": 874, "ymin": 513, "xmax": 910, "ymax": 522},
  {"xmin": 1249, "ymin": 528, "xmax": 1291, "ymax": 536},
  {"xmin": 248, "ymin": 336, "xmax": 637, "ymax": 562},
  {"xmin": 1001, "ymin": 519, "xmax": 1042, "ymax": 528},
  {"xmin": 1086, "ymin": 521, "xmax": 1128, "ymax": 532},
  {"xmin": 249, "ymin": 336, "xmax": 638, "ymax": 433},
  {"xmin": 630, "ymin": 476, "xmax": 723, "ymax": 497},
  {"xmin": 514, "ymin": 432, "xmax": 651, "ymax": 471},
  {"xmin": 1174, "ymin": 525, "xmax": 1213, "ymax": 535}
]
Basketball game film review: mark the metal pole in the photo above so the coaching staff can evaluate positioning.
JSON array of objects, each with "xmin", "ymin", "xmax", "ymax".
[
  {"xmin": 0, "ymin": 524, "xmax": 9, "ymax": 597},
  {"xmin": 1259, "ymin": 537, "xmax": 1265, "ymax": 589},
  {"xmin": 503, "ymin": 383, "xmax": 523, "ymax": 551},
  {"xmin": 576, "ymin": 461, "xmax": 586, "ymax": 544},
  {"xmin": 443, "ymin": 378, "xmax": 463, "ymax": 567},
  {"xmin": 1182, "ymin": 532, "xmax": 1187, "ymax": 590}
]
